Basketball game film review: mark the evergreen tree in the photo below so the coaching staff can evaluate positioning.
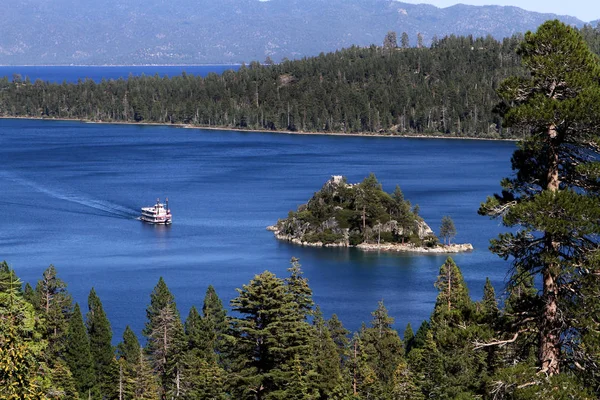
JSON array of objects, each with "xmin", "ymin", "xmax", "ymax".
[
  {"xmin": 117, "ymin": 326, "xmax": 142, "ymax": 400},
  {"xmin": 361, "ymin": 301, "xmax": 404, "ymax": 389},
  {"xmin": 408, "ymin": 331, "xmax": 443, "ymax": 398},
  {"xmin": 117, "ymin": 325, "xmax": 141, "ymax": 366},
  {"xmin": 65, "ymin": 303, "xmax": 96, "ymax": 398},
  {"xmin": 201, "ymin": 285, "xmax": 228, "ymax": 362},
  {"xmin": 411, "ymin": 321, "xmax": 430, "ymax": 350},
  {"xmin": 34, "ymin": 264, "xmax": 73, "ymax": 360},
  {"xmin": 327, "ymin": 313, "xmax": 350, "ymax": 366},
  {"xmin": 48, "ymin": 358, "xmax": 80, "ymax": 399},
  {"xmin": 86, "ymin": 288, "xmax": 117, "ymax": 398},
  {"xmin": 439, "ymin": 215, "xmax": 457, "ymax": 245},
  {"xmin": 432, "ymin": 257, "xmax": 471, "ymax": 320},
  {"xmin": 0, "ymin": 262, "xmax": 44, "ymax": 399},
  {"xmin": 184, "ymin": 306, "xmax": 204, "ymax": 354},
  {"xmin": 481, "ymin": 277, "xmax": 499, "ymax": 318},
  {"xmin": 403, "ymin": 323, "xmax": 415, "ymax": 354},
  {"xmin": 143, "ymin": 277, "xmax": 185, "ymax": 398},
  {"xmin": 132, "ymin": 347, "xmax": 160, "ymax": 400},
  {"xmin": 391, "ymin": 359, "xmax": 423, "ymax": 400},
  {"xmin": 401, "ymin": 32, "xmax": 410, "ymax": 48},
  {"xmin": 383, "ymin": 31, "xmax": 398, "ymax": 53},
  {"xmin": 312, "ymin": 307, "xmax": 342, "ymax": 398},
  {"xmin": 348, "ymin": 332, "xmax": 382, "ymax": 398},
  {"xmin": 230, "ymin": 270, "xmax": 315, "ymax": 399},
  {"xmin": 430, "ymin": 259, "xmax": 492, "ymax": 397},
  {"xmin": 480, "ymin": 19, "xmax": 600, "ymax": 376},
  {"xmin": 179, "ymin": 355, "xmax": 227, "ymax": 400}
]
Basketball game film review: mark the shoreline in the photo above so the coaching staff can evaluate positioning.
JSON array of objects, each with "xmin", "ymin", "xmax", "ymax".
[
  {"xmin": 267, "ymin": 226, "xmax": 474, "ymax": 254},
  {"xmin": 0, "ymin": 116, "xmax": 518, "ymax": 142}
]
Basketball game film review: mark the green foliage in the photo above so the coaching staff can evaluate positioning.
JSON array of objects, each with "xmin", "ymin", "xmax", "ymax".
[
  {"xmin": 279, "ymin": 174, "xmax": 428, "ymax": 246},
  {"xmin": 65, "ymin": 303, "xmax": 96, "ymax": 398},
  {"xmin": 439, "ymin": 215, "xmax": 457, "ymax": 245},
  {"xmin": 86, "ymin": 288, "xmax": 117, "ymax": 398},
  {"xmin": 0, "ymin": 33, "xmax": 532, "ymax": 138},
  {"xmin": 433, "ymin": 257, "xmax": 471, "ymax": 320},
  {"xmin": 34, "ymin": 264, "xmax": 73, "ymax": 361},
  {"xmin": 360, "ymin": 301, "xmax": 404, "ymax": 389},
  {"xmin": 0, "ymin": 262, "xmax": 45, "ymax": 399},
  {"xmin": 312, "ymin": 307, "xmax": 343, "ymax": 398},
  {"xmin": 481, "ymin": 20, "xmax": 600, "ymax": 378},
  {"xmin": 229, "ymin": 268, "xmax": 316, "ymax": 399},
  {"xmin": 143, "ymin": 277, "xmax": 185, "ymax": 398}
]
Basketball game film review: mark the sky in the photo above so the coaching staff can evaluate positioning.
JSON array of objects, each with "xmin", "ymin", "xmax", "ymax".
[{"xmin": 399, "ymin": 1, "xmax": 599, "ymax": 22}]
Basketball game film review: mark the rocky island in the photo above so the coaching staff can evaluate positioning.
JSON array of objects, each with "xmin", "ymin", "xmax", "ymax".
[{"xmin": 268, "ymin": 175, "xmax": 473, "ymax": 253}]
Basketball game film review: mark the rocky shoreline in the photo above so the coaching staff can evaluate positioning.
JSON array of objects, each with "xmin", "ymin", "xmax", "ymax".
[{"xmin": 267, "ymin": 226, "xmax": 473, "ymax": 253}]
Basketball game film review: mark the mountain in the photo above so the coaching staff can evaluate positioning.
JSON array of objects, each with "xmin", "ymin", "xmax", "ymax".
[{"xmin": 0, "ymin": 0, "xmax": 589, "ymax": 65}]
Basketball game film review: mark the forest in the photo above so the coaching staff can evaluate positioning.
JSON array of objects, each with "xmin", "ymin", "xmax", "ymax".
[
  {"xmin": 2, "ymin": 20, "xmax": 600, "ymax": 399},
  {"xmin": 0, "ymin": 24, "xmax": 597, "ymax": 138}
]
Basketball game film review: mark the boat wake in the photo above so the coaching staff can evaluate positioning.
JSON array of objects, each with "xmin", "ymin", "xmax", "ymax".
[{"xmin": 0, "ymin": 172, "xmax": 139, "ymax": 220}]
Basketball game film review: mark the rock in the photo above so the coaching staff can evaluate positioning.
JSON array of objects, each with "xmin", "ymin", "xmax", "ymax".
[{"xmin": 356, "ymin": 242, "xmax": 474, "ymax": 253}]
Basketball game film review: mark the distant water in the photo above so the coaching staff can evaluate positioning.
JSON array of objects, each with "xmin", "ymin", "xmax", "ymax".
[
  {"xmin": 0, "ymin": 65, "xmax": 240, "ymax": 83},
  {"xmin": 0, "ymin": 118, "xmax": 516, "ymax": 342}
]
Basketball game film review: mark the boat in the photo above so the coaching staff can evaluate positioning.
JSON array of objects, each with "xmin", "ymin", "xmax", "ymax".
[{"xmin": 141, "ymin": 198, "xmax": 172, "ymax": 225}]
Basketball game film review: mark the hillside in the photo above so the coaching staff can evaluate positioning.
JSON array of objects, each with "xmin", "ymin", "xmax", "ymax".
[{"xmin": 0, "ymin": 0, "xmax": 587, "ymax": 65}]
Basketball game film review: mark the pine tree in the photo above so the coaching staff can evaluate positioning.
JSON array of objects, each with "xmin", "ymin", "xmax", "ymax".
[
  {"xmin": 401, "ymin": 32, "xmax": 410, "ymax": 49},
  {"xmin": 361, "ymin": 301, "xmax": 404, "ymax": 389},
  {"xmin": 327, "ymin": 313, "xmax": 350, "ymax": 364},
  {"xmin": 403, "ymin": 323, "xmax": 415, "ymax": 354},
  {"xmin": 439, "ymin": 215, "xmax": 457, "ymax": 245},
  {"xmin": 430, "ymin": 259, "xmax": 492, "ymax": 397},
  {"xmin": 408, "ymin": 331, "xmax": 443, "ymax": 398},
  {"xmin": 0, "ymin": 262, "xmax": 44, "ymax": 399},
  {"xmin": 117, "ymin": 325, "xmax": 141, "ymax": 366},
  {"xmin": 230, "ymin": 270, "xmax": 315, "ymax": 399},
  {"xmin": 117, "ymin": 326, "xmax": 142, "ymax": 400},
  {"xmin": 480, "ymin": 19, "xmax": 600, "ymax": 376},
  {"xmin": 184, "ymin": 306, "xmax": 204, "ymax": 355},
  {"xmin": 200, "ymin": 285, "xmax": 228, "ymax": 362},
  {"xmin": 65, "ymin": 303, "xmax": 96, "ymax": 398},
  {"xmin": 481, "ymin": 278, "xmax": 499, "ymax": 318},
  {"xmin": 133, "ymin": 347, "xmax": 160, "ymax": 400},
  {"xmin": 391, "ymin": 359, "xmax": 423, "ymax": 400},
  {"xmin": 86, "ymin": 288, "xmax": 117, "ymax": 398},
  {"xmin": 312, "ymin": 307, "xmax": 342, "ymax": 398},
  {"xmin": 48, "ymin": 358, "xmax": 80, "ymax": 399},
  {"xmin": 34, "ymin": 264, "xmax": 73, "ymax": 359},
  {"xmin": 143, "ymin": 277, "xmax": 185, "ymax": 398},
  {"xmin": 432, "ymin": 257, "xmax": 471, "ymax": 321}
]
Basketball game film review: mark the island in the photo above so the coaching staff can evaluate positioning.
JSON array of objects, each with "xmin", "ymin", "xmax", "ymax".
[{"xmin": 268, "ymin": 174, "xmax": 473, "ymax": 253}]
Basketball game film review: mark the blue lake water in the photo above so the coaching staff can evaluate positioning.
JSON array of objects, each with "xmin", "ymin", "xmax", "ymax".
[
  {"xmin": 0, "ymin": 65, "xmax": 240, "ymax": 83},
  {"xmin": 0, "ymin": 118, "xmax": 515, "ymax": 342}
]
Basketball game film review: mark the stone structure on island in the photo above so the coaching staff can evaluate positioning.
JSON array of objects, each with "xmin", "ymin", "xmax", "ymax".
[{"xmin": 267, "ymin": 175, "xmax": 473, "ymax": 253}]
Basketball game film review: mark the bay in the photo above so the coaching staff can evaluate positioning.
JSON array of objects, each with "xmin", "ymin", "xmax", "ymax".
[
  {"xmin": 0, "ymin": 65, "xmax": 240, "ymax": 83},
  {"xmin": 0, "ymin": 118, "xmax": 515, "ymax": 341}
]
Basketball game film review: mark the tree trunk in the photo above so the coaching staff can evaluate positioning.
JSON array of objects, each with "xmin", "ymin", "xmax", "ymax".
[
  {"xmin": 540, "ymin": 261, "xmax": 560, "ymax": 375},
  {"xmin": 540, "ymin": 124, "xmax": 560, "ymax": 375}
]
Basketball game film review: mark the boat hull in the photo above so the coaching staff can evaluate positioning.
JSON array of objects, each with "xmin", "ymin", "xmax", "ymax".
[{"xmin": 140, "ymin": 216, "xmax": 172, "ymax": 225}]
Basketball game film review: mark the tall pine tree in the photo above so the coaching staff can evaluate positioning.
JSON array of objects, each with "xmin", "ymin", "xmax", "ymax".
[
  {"xmin": 86, "ymin": 288, "xmax": 117, "ymax": 398},
  {"xmin": 480, "ymin": 19, "xmax": 600, "ymax": 376},
  {"xmin": 65, "ymin": 303, "xmax": 96, "ymax": 398}
]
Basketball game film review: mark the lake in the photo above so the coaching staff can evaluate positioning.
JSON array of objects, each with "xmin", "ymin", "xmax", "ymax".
[{"xmin": 0, "ymin": 117, "xmax": 515, "ymax": 342}]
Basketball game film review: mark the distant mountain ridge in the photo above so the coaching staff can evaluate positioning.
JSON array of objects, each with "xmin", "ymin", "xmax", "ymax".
[{"xmin": 0, "ymin": 0, "xmax": 590, "ymax": 65}]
